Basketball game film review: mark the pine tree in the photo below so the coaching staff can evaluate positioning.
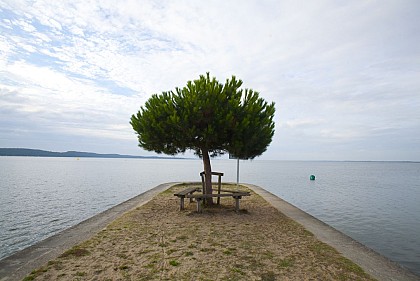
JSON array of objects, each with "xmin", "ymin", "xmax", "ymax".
[{"xmin": 130, "ymin": 73, "xmax": 275, "ymax": 203}]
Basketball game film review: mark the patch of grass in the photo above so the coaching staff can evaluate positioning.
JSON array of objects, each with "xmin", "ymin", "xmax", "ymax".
[
  {"xmin": 144, "ymin": 261, "xmax": 157, "ymax": 269},
  {"xmin": 336, "ymin": 256, "xmax": 366, "ymax": 275},
  {"xmin": 167, "ymin": 248, "xmax": 177, "ymax": 255},
  {"xmin": 302, "ymin": 229, "xmax": 314, "ymax": 237},
  {"xmin": 260, "ymin": 271, "xmax": 276, "ymax": 281},
  {"xmin": 223, "ymin": 249, "xmax": 232, "ymax": 255},
  {"xmin": 121, "ymin": 270, "xmax": 131, "ymax": 278},
  {"xmin": 336, "ymin": 257, "xmax": 369, "ymax": 280},
  {"xmin": 23, "ymin": 266, "xmax": 49, "ymax": 281},
  {"xmin": 240, "ymin": 240, "xmax": 253, "ymax": 248},
  {"xmin": 116, "ymin": 252, "xmax": 129, "ymax": 259},
  {"xmin": 231, "ymin": 267, "xmax": 245, "ymax": 275},
  {"xmin": 31, "ymin": 267, "xmax": 48, "ymax": 274},
  {"xmin": 59, "ymin": 247, "xmax": 90, "ymax": 258},
  {"xmin": 185, "ymin": 251, "xmax": 194, "ymax": 256},
  {"xmin": 307, "ymin": 242, "xmax": 371, "ymax": 278},
  {"xmin": 137, "ymin": 249, "xmax": 153, "ymax": 255},
  {"xmin": 161, "ymin": 186, "xmax": 181, "ymax": 195},
  {"xmin": 119, "ymin": 265, "xmax": 130, "ymax": 270},
  {"xmin": 240, "ymin": 255, "xmax": 263, "ymax": 271},
  {"xmin": 75, "ymin": 271, "xmax": 86, "ymax": 276},
  {"xmin": 278, "ymin": 258, "xmax": 294, "ymax": 268},
  {"xmin": 200, "ymin": 247, "xmax": 216, "ymax": 252},
  {"xmin": 262, "ymin": 250, "xmax": 274, "ymax": 259},
  {"xmin": 169, "ymin": 260, "xmax": 180, "ymax": 266},
  {"xmin": 311, "ymin": 241, "xmax": 333, "ymax": 253},
  {"xmin": 47, "ymin": 260, "xmax": 64, "ymax": 270},
  {"xmin": 176, "ymin": 235, "xmax": 188, "ymax": 241}
]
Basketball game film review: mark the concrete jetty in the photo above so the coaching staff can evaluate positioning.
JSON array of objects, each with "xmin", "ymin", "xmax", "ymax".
[{"xmin": 1, "ymin": 183, "xmax": 419, "ymax": 281}]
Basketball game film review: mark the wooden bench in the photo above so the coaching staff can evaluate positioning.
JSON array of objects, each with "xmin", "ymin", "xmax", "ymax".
[
  {"xmin": 186, "ymin": 192, "xmax": 250, "ymax": 213},
  {"xmin": 174, "ymin": 187, "xmax": 201, "ymax": 210}
]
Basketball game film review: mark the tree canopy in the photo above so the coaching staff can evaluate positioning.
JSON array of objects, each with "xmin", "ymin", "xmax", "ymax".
[{"xmin": 131, "ymin": 73, "xmax": 275, "ymax": 200}]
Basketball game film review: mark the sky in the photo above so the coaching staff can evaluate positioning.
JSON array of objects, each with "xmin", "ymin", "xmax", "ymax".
[{"xmin": 1, "ymin": 0, "xmax": 419, "ymax": 161}]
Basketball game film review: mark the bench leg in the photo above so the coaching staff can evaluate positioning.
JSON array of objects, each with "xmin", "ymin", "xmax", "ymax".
[
  {"xmin": 196, "ymin": 198, "xmax": 202, "ymax": 213},
  {"xmin": 180, "ymin": 197, "xmax": 185, "ymax": 210},
  {"xmin": 234, "ymin": 196, "xmax": 242, "ymax": 212},
  {"xmin": 217, "ymin": 175, "xmax": 221, "ymax": 205}
]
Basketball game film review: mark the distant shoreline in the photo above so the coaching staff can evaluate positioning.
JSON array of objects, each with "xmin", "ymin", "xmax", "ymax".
[
  {"xmin": 1, "ymin": 148, "xmax": 418, "ymax": 163},
  {"xmin": 0, "ymin": 148, "xmax": 185, "ymax": 160}
]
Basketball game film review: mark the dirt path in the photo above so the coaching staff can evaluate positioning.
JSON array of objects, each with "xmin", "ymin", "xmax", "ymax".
[{"xmin": 24, "ymin": 184, "xmax": 375, "ymax": 281}]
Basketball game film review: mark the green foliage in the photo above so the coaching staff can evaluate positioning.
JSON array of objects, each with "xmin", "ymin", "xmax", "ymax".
[
  {"xmin": 130, "ymin": 73, "xmax": 275, "ymax": 160},
  {"xmin": 169, "ymin": 260, "xmax": 180, "ymax": 266},
  {"xmin": 278, "ymin": 258, "xmax": 294, "ymax": 268},
  {"xmin": 228, "ymin": 88, "xmax": 275, "ymax": 159}
]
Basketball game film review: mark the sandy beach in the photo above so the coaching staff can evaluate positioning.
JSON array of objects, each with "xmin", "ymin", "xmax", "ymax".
[{"xmin": 23, "ymin": 183, "xmax": 375, "ymax": 280}]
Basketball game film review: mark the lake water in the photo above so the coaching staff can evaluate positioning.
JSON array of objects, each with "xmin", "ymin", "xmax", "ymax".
[{"xmin": 1, "ymin": 157, "xmax": 419, "ymax": 276}]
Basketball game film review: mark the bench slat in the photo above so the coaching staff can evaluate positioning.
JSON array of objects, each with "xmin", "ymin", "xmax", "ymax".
[
  {"xmin": 186, "ymin": 193, "xmax": 250, "ymax": 199},
  {"xmin": 219, "ymin": 189, "xmax": 250, "ymax": 195},
  {"xmin": 174, "ymin": 187, "xmax": 200, "ymax": 197}
]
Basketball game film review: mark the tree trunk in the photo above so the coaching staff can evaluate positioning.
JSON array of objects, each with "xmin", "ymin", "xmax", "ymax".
[{"xmin": 202, "ymin": 148, "xmax": 213, "ymax": 205}]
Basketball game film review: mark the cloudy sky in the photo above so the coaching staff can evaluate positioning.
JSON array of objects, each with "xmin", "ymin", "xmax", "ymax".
[{"xmin": 1, "ymin": 0, "xmax": 419, "ymax": 161}]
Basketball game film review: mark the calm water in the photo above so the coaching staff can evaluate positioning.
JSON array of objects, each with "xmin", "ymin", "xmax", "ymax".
[{"xmin": 1, "ymin": 157, "xmax": 419, "ymax": 276}]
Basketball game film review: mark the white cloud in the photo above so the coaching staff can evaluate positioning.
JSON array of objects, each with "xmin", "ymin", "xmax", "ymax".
[
  {"xmin": 0, "ymin": 0, "xmax": 419, "ymax": 160},
  {"xmin": 281, "ymin": 118, "xmax": 325, "ymax": 129},
  {"xmin": 13, "ymin": 18, "xmax": 36, "ymax": 32},
  {"xmin": 1, "ymin": 60, "xmax": 143, "ymax": 144}
]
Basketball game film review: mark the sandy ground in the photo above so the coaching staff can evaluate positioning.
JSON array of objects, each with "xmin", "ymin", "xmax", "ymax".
[{"xmin": 24, "ymin": 184, "xmax": 375, "ymax": 281}]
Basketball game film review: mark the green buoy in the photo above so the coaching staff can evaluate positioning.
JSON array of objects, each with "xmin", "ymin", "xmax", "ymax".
[{"xmin": 310, "ymin": 175, "xmax": 316, "ymax": 180}]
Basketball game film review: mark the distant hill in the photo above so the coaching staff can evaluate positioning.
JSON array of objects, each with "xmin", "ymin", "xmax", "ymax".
[{"xmin": 0, "ymin": 148, "xmax": 181, "ymax": 159}]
